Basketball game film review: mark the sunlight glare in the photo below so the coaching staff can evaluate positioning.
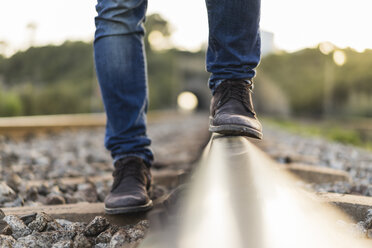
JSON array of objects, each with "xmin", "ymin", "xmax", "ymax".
[
  {"xmin": 177, "ymin": 91, "xmax": 198, "ymax": 111},
  {"xmin": 319, "ymin": 42, "xmax": 335, "ymax": 55},
  {"xmin": 333, "ymin": 50, "xmax": 346, "ymax": 66},
  {"xmin": 148, "ymin": 30, "xmax": 172, "ymax": 51}
]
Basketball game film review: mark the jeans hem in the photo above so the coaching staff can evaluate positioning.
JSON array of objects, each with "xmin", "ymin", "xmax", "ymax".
[
  {"xmin": 113, "ymin": 153, "xmax": 152, "ymax": 167},
  {"xmin": 210, "ymin": 78, "xmax": 253, "ymax": 95}
]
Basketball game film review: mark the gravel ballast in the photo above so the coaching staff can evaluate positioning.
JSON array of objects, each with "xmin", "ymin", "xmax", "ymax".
[
  {"xmin": 1, "ymin": 212, "xmax": 147, "ymax": 248},
  {"xmin": 257, "ymin": 125, "xmax": 372, "ymax": 196},
  {"xmin": 0, "ymin": 113, "xmax": 209, "ymax": 208}
]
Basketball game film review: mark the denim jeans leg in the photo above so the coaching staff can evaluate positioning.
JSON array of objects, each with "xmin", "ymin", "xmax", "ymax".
[
  {"xmin": 94, "ymin": 0, "xmax": 153, "ymax": 166},
  {"xmin": 205, "ymin": 0, "xmax": 261, "ymax": 94}
]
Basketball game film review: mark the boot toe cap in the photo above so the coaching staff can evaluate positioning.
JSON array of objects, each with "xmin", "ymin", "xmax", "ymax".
[
  {"xmin": 105, "ymin": 192, "xmax": 150, "ymax": 209},
  {"xmin": 211, "ymin": 113, "xmax": 262, "ymax": 132}
]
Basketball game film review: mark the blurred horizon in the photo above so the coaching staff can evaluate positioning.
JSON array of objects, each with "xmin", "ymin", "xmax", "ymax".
[
  {"xmin": 0, "ymin": 4, "xmax": 371, "ymax": 148},
  {"xmin": 1, "ymin": 13, "xmax": 371, "ymax": 118}
]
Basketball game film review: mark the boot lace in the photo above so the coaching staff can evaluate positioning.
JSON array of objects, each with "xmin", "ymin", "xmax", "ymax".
[
  {"xmin": 111, "ymin": 159, "xmax": 146, "ymax": 192},
  {"xmin": 215, "ymin": 80, "xmax": 255, "ymax": 114}
]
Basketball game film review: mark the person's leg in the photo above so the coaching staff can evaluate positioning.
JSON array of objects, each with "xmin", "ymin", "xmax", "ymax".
[
  {"xmin": 206, "ymin": 0, "xmax": 263, "ymax": 138},
  {"xmin": 94, "ymin": 0, "xmax": 153, "ymax": 165},
  {"xmin": 205, "ymin": 0, "xmax": 261, "ymax": 92},
  {"xmin": 94, "ymin": 0, "xmax": 153, "ymax": 213}
]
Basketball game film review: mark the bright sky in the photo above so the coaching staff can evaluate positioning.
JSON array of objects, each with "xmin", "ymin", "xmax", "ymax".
[{"xmin": 0, "ymin": 0, "xmax": 372, "ymax": 56}]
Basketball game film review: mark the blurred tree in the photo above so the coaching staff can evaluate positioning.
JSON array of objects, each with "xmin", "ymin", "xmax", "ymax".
[
  {"xmin": 26, "ymin": 22, "xmax": 38, "ymax": 47},
  {"xmin": 144, "ymin": 14, "xmax": 179, "ymax": 109},
  {"xmin": 144, "ymin": 14, "xmax": 172, "ymax": 52},
  {"xmin": 0, "ymin": 41, "xmax": 8, "ymax": 56},
  {"xmin": 258, "ymin": 46, "xmax": 372, "ymax": 118},
  {"xmin": 1, "ymin": 38, "xmax": 371, "ymax": 118},
  {"xmin": 1, "ymin": 41, "xmax": 94, "ymax": 86},
  {"xmin": 0, "ymin": 90, "xmax": 23, "ymax": 116},
  {"xmin": 0, "ymin": 14, "xmax": 187, "ymax": 115}
]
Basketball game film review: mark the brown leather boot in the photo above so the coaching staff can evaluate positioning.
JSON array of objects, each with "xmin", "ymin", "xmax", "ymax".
[
  {"xmin": 209, "ymin": 79, "xmax": 263, "ymax": 139},
  {"xmin": 104, "ymin": 157, "xmax": 153, "ymax": 214}
]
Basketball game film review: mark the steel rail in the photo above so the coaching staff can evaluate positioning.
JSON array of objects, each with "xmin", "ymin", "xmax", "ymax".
[
  {"xmin": 140, "ymin": 135, "xmax": 371, "ymax": 248},
  {"xmin": 0, "ymin": 111, "xmax": 190, "ymax": 130},
  {"xmin": 0, "ymin": 111, "xmax": 198, "ymax": 137}
]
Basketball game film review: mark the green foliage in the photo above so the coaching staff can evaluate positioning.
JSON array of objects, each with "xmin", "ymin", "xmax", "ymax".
[
  {"xmin": 144, "ymin": 13, "xmax": 172, "ymax": 52},
  {"xmin": 0, "ymin": 40, "xmax": 101, "ymax": 116},
  {"xmin": 263, "ymin": 118, "xmax": 371, "ymax": 150},
  {"xmin": 15, "ymin": 80, "xmax": 99, "ymax": 115},
  {"xmin": 258, "ymin": 47, "xmax": 372, "ymax": 117},
  {"xmin": 0, "ymin": 55, "xmax": 4, "ymax": 66},
  {"xmin": 326, "ymin": 127, "xmax": 362, "ymax": 146},
  {"xmin": 0, "ymin": 41, "xmax": 94, "ymax": 86},
  {"xmin": 147, "ymin": 51, "xmax": 178, "ymax": 109},
  {"xmin": 0, "ymin": 90, "xmax": 23, "ymax": 116},
  {"xmin": 144, "ymin": 14, "xmax": 179, "ymax": 109},
  {"xmin": 258, "ymin": 48, "xmax": 327, "ymax": 115},
  {"xmin": 0, "ymin": 14, "xmax": 208, "ymax": 116}
]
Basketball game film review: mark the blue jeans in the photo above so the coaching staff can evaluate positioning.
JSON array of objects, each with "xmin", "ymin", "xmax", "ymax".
[{"xmin": 94, "ymin": 0, "xmax": 261, "ymax": 165}]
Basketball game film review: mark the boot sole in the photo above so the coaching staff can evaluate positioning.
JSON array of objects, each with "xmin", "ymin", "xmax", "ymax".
[
  {"xmin": 105, "ymin": 200, "xmax": 153, "ymax": 215},
  {"xmin": 209, "ymin": 124, "xmax": 263, "ymax": 139}
]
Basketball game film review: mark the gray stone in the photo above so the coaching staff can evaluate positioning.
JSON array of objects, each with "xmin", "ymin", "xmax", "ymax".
[
  {"xmin": 96, "ymin": 230, "xmax": 112, "ymax": 244},
  {"xmin": 109, "ymin": 229, "xmax": 128, "ymax": 248},
  {"xmin": 24, "ymin": 231, "xmax": 76, "ymax": 247},
  {"xmin": 25, "ymin": 186, "xmax": 39, "ymax": 201},
  {"xmin": 24, "ymin": 201, "xmax": 43, "ymax": 207},
  {"xmin": 46, "ymin": 220, "xmax": 64, "ymax": 231},
  {"xmin": 1, "ymin": 151, "xmax": 18, "ymax": 167},
  {"xmin": 126, "ymin": 228, "xmax": 145, "ymax": 242},
  {"xmin": 3, "ymin": 215, "xmax": 32, "ymax": 239},
  {"xmin": 20, "ymin": 213, "xmax": 37, "ymax": 225},
  {"xmin": 14, "ymin": 235, "xmax": 38, "ymax": 248},
  {"xmin": 0, "ymin": 209, "xmax": 4, "ymax": 219},
  {"xmin": 367, "ymin": 209, "xmax": 372, "ymax": 218},
  {"xmin": 52, "ymin": 240, "xmax": 73, "ymax": 248},
  {"xmin": 37, "ymin": 183, "xmax": 50, "ymax": 196},
  {"xmin": 28, "ymin": 212, "xmax": 53, "ymax": 232},
  {"xmin": 135, "ymin": 220, "xmax": 149, "ymax": 229},
  {"xmin": 0, "ymin": 234, "xmax": 16, "ymax": 248},
  {"xmin": 42, "ymin": 230, "xmax": 75, "ymax": 242},
  {"xmin": 0, "ymin": 182, "xmax": 17, "ymax": 204},
  {"xmin": 96, "ymin": 226, "xmax": 119, "ymax": 244},
  {"xmin": 84, "ymin": 216, "xmax": 109, "ymax": 237},
  {"xmin": 50, "ymin": 185, "xmax": 64, "ymax": 195},
  {"xmin": 46, "ymin": 193, "xmax": 66, "ymax": 205},
  {"xmin": 57, "ymin": 183, "xmax": 76, "ymax": 194},
  {"xmin": 64, "ymin": 194, "xmax": 79, "ymax": 204},
  {"xmin": 5, "ymin": 173, "xmax": 22, "ymax": 192},
  {"xmin": 73, "ymin": 233, "xmax": 91, "ymax": 248},
  {"xmin": 56, "ymin": 219, "xmax": 74, "ymax": 230},
  {"xmin": 69, "ymin": 222, "xmax": 87, "ymax": 234},
  {"xmin": 95, "ymin": 243, "xmax": 109, "ymax": 248},
  {"xmin": 1, "ymin": 225, "xmax": 12, "ymax": 235},
  {"xmin": 73, "ymin": 183, "xmax": 98, "ymax": 203},
  {"xmin": 96, "ymin": 184, "xmax": 109, "ymax": 203},
  {"xmin": 364, "ymin": 209, "xmax": 372, "ymax": 229},
  {"xmin": 3, "ymin": 196, "xmax": 24, "ymax": 207}
]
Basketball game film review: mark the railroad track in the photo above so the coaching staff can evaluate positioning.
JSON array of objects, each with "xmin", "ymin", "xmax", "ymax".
[
  {"xmin": 140, "ymin": 135, "xmax": 372, "ymax": 248},
  {"xmin": 0, "ymin": 113, "xmax": 372, "ymax": 247}
]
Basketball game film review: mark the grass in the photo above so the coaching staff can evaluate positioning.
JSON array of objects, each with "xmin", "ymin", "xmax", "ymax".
[{"xmin": 262, "ymin": 117, "xmax": 372, "ymax": 151}]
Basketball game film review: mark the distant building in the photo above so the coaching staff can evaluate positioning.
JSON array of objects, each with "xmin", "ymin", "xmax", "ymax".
[{"xmin": 260, "ymin": 30, "xmax": 275, "ymax": 57}]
